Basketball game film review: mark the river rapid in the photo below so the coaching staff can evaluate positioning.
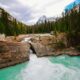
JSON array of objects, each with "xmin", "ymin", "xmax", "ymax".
[
  {"xmin": 0, "ymin": 37, "xmax": 80, "ymax": 80},
  {"xmin": 0, "ymin": 53, "xmax": 80, "ymax": 80}
]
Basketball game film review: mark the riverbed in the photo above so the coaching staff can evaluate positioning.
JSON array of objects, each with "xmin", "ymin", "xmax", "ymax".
[{"xmin": 0, "ymin": 53, "xmax": 80, "ymax": 80}]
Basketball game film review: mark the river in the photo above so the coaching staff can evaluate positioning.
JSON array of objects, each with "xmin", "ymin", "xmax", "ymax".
[{"xmin": 0, "ymin": 53, "xmax": 80, "ymax": 80}]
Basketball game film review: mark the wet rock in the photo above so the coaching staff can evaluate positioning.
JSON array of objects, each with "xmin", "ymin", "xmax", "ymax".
[
  {"xmin": 65, "ymin": 48, "xmax": 80, "ymax": 56},
  {"xmin": 16, "ymin": 34, "xmax": 30, "ymax": 42},
  {"xmin": 0, "ymin": 41, "xmax": 30, "ymax": 69}
]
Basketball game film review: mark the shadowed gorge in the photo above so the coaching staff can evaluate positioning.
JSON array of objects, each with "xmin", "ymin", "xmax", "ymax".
[{"xmin": 29, "ymin": 43, "xmax": 36, "ymax": 54}]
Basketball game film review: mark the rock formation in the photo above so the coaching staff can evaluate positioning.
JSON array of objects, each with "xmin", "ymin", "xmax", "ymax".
[
  {"xmin": 0, "ymin": 41, "xmax": 30, "ymax": 69},
  {"xmin": 29, "ymin": 34, "xmax": 55, "ymax": 57},
  {"xmin": 0, "ymin": 33, "xmax": 80, "ymax": 69},
  {"xmin": 29, "ymin": 34, "xmax": 80, "ymax": 57}
]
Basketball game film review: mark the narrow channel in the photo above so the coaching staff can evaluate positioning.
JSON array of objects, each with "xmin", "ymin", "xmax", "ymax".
[
  {"xmin": 0, "ymin": 51, "xmax": 80, "ymax": 80},
  {"xmin": 0, "ymin": 38, "xmax": 80, "ymax": 80}
]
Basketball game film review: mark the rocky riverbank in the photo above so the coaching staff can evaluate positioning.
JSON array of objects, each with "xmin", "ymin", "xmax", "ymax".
[
  {"xmin": 28, "ymin": 34, "xmax": 80, "ymax": 57},
  {"xmin": 0, "ymin": 41, "xmax": 30, "ymax": 69},
  {"xmin": 17, "ymin": 33, "xmax": 80, "ymax": 57},
  {"xmin": 0, "ymin": 33, "xmax": 80, "ymax": 68}
]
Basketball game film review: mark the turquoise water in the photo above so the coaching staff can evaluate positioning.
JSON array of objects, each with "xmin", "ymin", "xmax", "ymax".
[{"xmin": 0, "ymin": 54, "xmax": 80, "ymax": 80}]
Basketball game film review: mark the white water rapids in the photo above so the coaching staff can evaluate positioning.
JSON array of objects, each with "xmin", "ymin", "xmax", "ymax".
[{"xmin": 0, "ymin": 37, "xmax": 80, "ymax": 80}]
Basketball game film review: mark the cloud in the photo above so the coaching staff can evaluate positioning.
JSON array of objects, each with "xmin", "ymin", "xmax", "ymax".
[
  {"xmin": 0, "ymin": 0, "xmax": 32, "ymax": 24},
  {"xmin": 0, "ymin": 0, "xmax": 74, "ymax": 25}
]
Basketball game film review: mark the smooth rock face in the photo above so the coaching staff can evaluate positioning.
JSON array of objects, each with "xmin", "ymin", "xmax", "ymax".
[
  {"xmin": 29, "ymin": 34, "xmax": 80, "ymax": 57},
  {"xmin": 0, "ymin": 41, "xmax": 30, "ymax": 68},
  {"xmin": 30, "ymin": 35, "xmax": 55, "ymax": 57},
  {"xmin": 30, "ymin": 42, "xmax": 49, "ymax": 57}
]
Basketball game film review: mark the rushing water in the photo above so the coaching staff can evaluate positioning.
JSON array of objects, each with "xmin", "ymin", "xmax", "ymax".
[{"xmin": 0, "ymin": 53, "xmax": 80, "ymax": 80}]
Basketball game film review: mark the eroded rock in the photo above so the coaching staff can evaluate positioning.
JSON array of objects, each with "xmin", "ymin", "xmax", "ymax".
[
  {"xmin": 29, "ymin": 34, "xmax": 80, "ymax": 57},
  {"xmin": 29, "ymin": 34, "xmax": 54, "ymax": 57},
  {"xmin": 0, "ymin": 41, "xmax": 30, "ymax": 69}
]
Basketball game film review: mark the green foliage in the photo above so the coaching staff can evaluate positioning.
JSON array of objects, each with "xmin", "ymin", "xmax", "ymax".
[
  {"xmin": 0, "ymin": 8, "xmax": 28, "ymax": 36},
  {"xmin": 75, "ymin": 45, "xmax": 80, "ymax": 52},
  {"xmin": 54, "ymin": 41, "xmax": 66, "ymax": 49},
  {"xmin": 0, "ymin": 4, "xmax": 80, "ymax": 48}
]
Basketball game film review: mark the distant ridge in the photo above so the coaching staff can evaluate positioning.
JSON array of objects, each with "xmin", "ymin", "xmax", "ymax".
[{"xmin": 37, "ymin": 15, "xmax": 56, "ymax": 24}]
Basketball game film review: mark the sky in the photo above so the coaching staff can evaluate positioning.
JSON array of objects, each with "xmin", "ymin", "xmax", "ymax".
[
  {"xmin": 65, "ymin": 0, "xmax": 80, "ymax": 10},
  {"xmin": 0, "ymin": 0, "xmax": 74, "ymax": 25}
]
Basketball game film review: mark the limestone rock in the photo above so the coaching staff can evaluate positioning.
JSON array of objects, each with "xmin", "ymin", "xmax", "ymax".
[
  {"xmin": 16, "ymin": 35, "xmax": 29, "ymax": 42},
  {"xmin": 5, "ymin": 36, "xmax": 16, "ymax": 42},
  {"xmin": 0, "ymin": 41, "xmax": 30, "ymax": 68},
  {"xmin": 30, "ymin": 42, "xmax": 54, "ymax": 57},
  {"xmin": 29, "ymin": 34, "xmax": 55, "ymax": 57},
  {"xmin": 0, "ymin": 34, "xmax": 5, "ymax": 41}
]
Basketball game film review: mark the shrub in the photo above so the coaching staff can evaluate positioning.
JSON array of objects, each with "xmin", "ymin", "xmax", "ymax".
[
  {"xmin": 67, "ymin": 32, "xmax": 80, "ymax": 47},
  {"xmin": 75, "ymin": 45, "xmax": 80, "ymax": 52},
  {"xmin": 54, "ymin": 41, "xmax": 65, "ymax": 49}
]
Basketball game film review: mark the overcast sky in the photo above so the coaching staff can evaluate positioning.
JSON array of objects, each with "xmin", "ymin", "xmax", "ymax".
[{"xmin": 0, "ymin": 0, "xmax": 74, "ymax": 25}]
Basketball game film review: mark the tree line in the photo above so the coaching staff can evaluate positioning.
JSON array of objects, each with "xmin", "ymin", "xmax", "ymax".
[
  {"xmin": 0, "ymin": 8, "xmax": 29, "ymax": 36},
  {"xmin": 0, "ymin": 5, "xmax": 80, "ymax": 47},
  {"xmin": 31, "ymin": 4, "xmax": 80, "ymax": 47}
]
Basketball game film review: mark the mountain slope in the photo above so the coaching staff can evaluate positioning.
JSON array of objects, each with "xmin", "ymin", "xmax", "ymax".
[
  {"xmin": 37, "ymin": 15, "xmax": 56, "ymax": 24},
  {"xmin": 0, "ymin": 7, "xmax": 27, "ymax": 36}
]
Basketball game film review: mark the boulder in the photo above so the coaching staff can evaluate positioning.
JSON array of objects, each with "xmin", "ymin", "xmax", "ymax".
[
  {"xmin": 29, "ymin": 34, "xmax": 71, "ymax": 57},
  {"xmin": 0, "ymin": 41, "xmax": 30, "ymax": 69},
  {"xmin": 30, "ymin": 42, "xmax": 54, "ymax": 57},
  {"xmin": 29, "ymin": 34, "xmax": 55, "ymax": 57}
]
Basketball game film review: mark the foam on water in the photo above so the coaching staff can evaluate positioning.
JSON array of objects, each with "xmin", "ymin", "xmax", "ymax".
[
  {"xmin": 19, "ymin": 54, "xmax": 80, "ymax": 80},
  {"xmin": 0, "ymin": 54, "xmax": 80, "ymax": 80}
]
